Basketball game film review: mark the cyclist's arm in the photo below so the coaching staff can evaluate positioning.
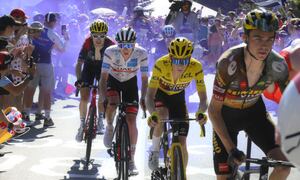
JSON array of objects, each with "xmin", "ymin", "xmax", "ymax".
[
  {"xmin": 76, "ymin": 41, "xmax": 88, "ymax": 80},
  {"xmin": 209, "ymin": 98, "xmax": 235, "ymax": 152},
  {"xmin": 146, "ymin": 62, "xmax": 161, "ymax": 113},
  {"xmin": 98, "ymin": 72, "xmax": 109, "ymax": 103},
  {"xmin": 75, "ymin": 59, "xmax": 83, "ymax": 80},
  {"xmin": 194, "ymin": 62, "xmax": 208, "ymax": 112},
  {"xmin": 208, "ymin": 58, "xmax": 236, "ymax": 153},
  {"xmin": 146, "ymin": 87, "xmax": 158, "ymax": 114},
  {"xmin": 140, "ymin": 54, "xmax": 149, "ymax": 99},
  {"xmin": 98, "ymin": 51, "xmax": 111, "ymax": 103}
]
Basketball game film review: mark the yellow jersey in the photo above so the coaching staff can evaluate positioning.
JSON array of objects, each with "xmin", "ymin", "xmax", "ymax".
[{"xmin": 148, "ymin": 55, "xmax": 206, "ymax": 95}]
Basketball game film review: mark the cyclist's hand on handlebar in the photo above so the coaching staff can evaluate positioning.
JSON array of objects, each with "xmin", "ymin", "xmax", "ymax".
[
  {"xmin": 228, "ymin": 148, "xmax": 246, "ymax": 166},
  {"xmin": 147, "ymin": 111, "xmax": 159, "ymax": 127},
  {"xmin": 195, "ymin": 111, "xmax": 207, "ymax": 125}
]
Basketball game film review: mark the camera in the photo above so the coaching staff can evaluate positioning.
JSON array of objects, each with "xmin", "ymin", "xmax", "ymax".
[{"xmin": 169, "ymin": 0, "xmax": 184, "ymax": 12}]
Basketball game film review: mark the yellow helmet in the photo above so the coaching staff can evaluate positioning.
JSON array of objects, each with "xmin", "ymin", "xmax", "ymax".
[
  {"xmin": 90, "ymin": 19, "xmax": 108, "ymax": 33},
  {"xmin": 243, "ymin": 9, "xmax": 279, "ymax": 33},
  {"xmin": 168, "ymin": 37, "xmax": 193, "ymax": 59}
]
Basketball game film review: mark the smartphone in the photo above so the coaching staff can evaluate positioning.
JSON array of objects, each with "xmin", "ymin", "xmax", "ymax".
[{"xmin": 61, "ymin": 25, "xmax": 67, "ymax": 35}]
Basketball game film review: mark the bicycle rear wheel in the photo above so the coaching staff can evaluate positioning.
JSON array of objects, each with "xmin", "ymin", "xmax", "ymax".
[
  {"xmin": 171, "ymin": 146, "xmax": 185, "ymax": 180},
  {"xmin": 84, "ymin": 106, "xmax": 96, "ymax": 169},
  {"xmin": 117, "ymin": 122, "xmax": 130, "ymax": 180}
]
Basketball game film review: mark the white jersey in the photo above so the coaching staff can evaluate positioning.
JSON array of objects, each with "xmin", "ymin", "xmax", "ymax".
[{"xmin": 102, "ymin": 45, "xmax": 148, "ymax": 82}]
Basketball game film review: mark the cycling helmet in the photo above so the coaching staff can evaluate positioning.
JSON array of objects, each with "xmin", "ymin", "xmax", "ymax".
[
  {"xmin": 90, "ymin": 19, "xmax": 108, "ymax": 34},
  {"xmin": 115, "ymin": 27, "xmax": 136, "ymax": 43},
  {"xmin": 168, "ymin": 37, "xmax": 193, "ymax": 59},
  {"xmin": 243, "ymin": 9, "xmax": 279, "ymax": 34},
  {"xmin": 162, "ymin": 25, "xmax": 176, "ymax": 38}
]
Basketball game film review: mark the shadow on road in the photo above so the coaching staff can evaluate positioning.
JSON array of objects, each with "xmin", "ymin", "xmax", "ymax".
[{"xmin": 62, "ymin": 159, "xmax": 106, "ymax": 180}]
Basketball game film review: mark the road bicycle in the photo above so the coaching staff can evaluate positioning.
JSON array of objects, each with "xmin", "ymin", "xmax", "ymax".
[
  {"xmin": 75, "ymin": 79, "xmax": 99, "ymax": 169},
  {"xmin": 107, "ymin": 96, "xmax": 137, "ymax": 180},
  {"xmin": 228, "ymin": 136, "xmax": 295, "ymax": 180},
  {"xmin": 151, "ymin": 117, "xmax": 205, "ymax": 180}
]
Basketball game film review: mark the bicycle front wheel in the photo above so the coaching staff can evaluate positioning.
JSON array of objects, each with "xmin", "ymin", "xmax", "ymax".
[
  {"xmin": 117, "ymin": 122, "xmax": 130, "ymax": 180},
  {"xmin": 171, "ymin": 146, "xmax": 185, "ymax": 180},
  {"xmin": 85, "ymin": 106, "xmax": 96, "ymax": 169}
]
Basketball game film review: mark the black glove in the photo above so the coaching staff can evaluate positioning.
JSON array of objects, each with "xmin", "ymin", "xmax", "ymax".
[
  {"xmin": 228, "ymin": 148, "xmax": 246, "ymax": 166},
  {"xmin": 74, "ymin": 79, "xmax": 83, "ymax": 88},
  {"xmin": 169, "ymin": 1, "xmax": 183, "ymax": 11}
]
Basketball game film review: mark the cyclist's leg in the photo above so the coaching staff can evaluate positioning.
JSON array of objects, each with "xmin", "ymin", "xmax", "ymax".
[
  {"xmin": 245, "ymin": 98, "xmax": 290, "ymax": 180},
  {"xmin": 168, "ymin": 90, "xmax": 189, "ymax": 168},
  {"xmin": 148, "ymin": 89, "xmax": 169, "ymax": 170},
  {"xmin": 214, "ymin": 105, "xmax": 241, "ymax": 180},
  {"xmin": 104, "ymin": 75, "xmax": 120, "ymax": 147},
  {"xmin": 95, "ymin": 62, "xmax": 105, "ymax": 133}
]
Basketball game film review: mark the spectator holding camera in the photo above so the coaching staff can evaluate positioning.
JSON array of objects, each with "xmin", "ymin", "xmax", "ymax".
[{"xmin": 166, "ymin": 0, "xmax": 199, "ymax": 43}]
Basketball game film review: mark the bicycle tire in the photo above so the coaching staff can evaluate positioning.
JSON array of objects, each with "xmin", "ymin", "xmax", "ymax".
[
  {"xmin": 84, "ymin": 106, "xmax": 96, "ymax": 169},
  {"xmin": 117, "ymin": 122, "xmax": 130, "ymax": 180},
  {"xmin": 171, "ymin": 146, "xmax": 185, "ymax": 180}
]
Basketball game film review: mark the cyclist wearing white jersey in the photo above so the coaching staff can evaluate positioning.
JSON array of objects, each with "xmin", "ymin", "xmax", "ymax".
[{"xmin": 99, "ymin": 27, "xmax": 148, "ymax": 175}]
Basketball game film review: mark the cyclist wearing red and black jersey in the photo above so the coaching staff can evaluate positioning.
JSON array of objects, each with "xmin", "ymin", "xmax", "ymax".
[
  {"xmin": 75, "ymin": 19, "xmax": 114, "ymax": 142},
  {"xmin": 208, "ymin": 9, "xmax": 290, "ymax": 180},
  {"xmin": 98, "ymin": 27, "xmax": 148, "ymax": 175}
]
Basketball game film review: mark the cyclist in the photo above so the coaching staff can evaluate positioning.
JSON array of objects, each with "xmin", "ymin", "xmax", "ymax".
[
  {"xmin": 146, "ymin": 37, "xmax": 208, "ymax": 171},
  {"xmin": 99, "ymin": 27, "xmax": 148, "ymax": 175},
  {"xmin": 75, "ymin": 19, "xmax": 115, "ymax": 141},
  {"xmin": 208, "ymin": 9, "xmax": 290, "ymax": 180},
  {"xmin": 153, "ymin": 25, "xmax": 176, "ymax": 61}
]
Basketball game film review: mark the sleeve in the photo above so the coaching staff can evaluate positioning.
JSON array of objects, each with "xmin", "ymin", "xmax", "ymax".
[
  {"xmin": 101, "ymin": 49, "xmax": 112, "ymax": 73},
  {"xmin": 48, "ymin": 30, "xmax": 66, "ymax": 51},
  {"xmin": 193, "ymin": 62, "xmax": 206, "ymax": 93},
  {"xmin": 140, "ymin": 50, "xmax": 148, "ymax": 76},
  {"xmin": 212, "ymin": 58, "xmax": 232, "ymax": 101},
  {"xmin": 275, "ymin": 61, "xmax": 289, "ymax": 93},
  {"xmin": 148, "ymin": 61, "xmax": 162, "ymax": 89}
]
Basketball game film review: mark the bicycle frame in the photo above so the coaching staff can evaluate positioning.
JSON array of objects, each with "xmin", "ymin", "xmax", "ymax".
[
  {"xmin": 107, "ymin": 100, "xmax": 135, "ymax": 179},
  {"xmin": 229, "ymin": 136, "xmax": 295, "ymax": 180}
]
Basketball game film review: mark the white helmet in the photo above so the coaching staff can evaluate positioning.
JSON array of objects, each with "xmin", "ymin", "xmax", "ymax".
[
  {"xmin": 278, "ymin": 73, "xmax": 300, "ymax": 169},
  {"xmin": 115, "ymin": 27, "xmax": 136, "ymax": 43}
]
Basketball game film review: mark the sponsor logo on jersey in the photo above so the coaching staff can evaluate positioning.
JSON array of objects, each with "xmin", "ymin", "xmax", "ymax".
[
  {"xmin": 127, "ymin": 58, "xmax": 137, "ymax": 67},
  {"xmin": 228, "ymin": 61, "xmax": 237, "ymax": 76},
  {"xmin": 159, "ymin": 80, "xmax": 189, "ymax": 92},
  {"xmin": 272, "ymin": 61, "xmax": 286, "ymax": 73},
  {"xmin": 239, "ymin": 80, "xmax": 247, "ymax": 90}
]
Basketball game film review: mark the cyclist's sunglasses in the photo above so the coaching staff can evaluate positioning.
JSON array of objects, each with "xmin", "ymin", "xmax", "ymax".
[
  {"xmin": 92, "ymin": 34, "xmax": 106, "ymax": 39},
  {"xmin": 118, "ymin": 43, "xmax": 134, "ymax": 49},
  {"xmin": 171, "ymin": 57, "xmax": 190, "ymax": 66}
]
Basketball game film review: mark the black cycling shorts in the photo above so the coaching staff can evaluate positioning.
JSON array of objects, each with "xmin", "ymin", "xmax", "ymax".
[
  {"xmin": 107, "ymin": 75, "xmax": 139, "ymax": 105},
  {"xmin": 213, "ymin": 97, "xmax": 279, "ymax": 175},
  {"xmin": 155, "ymin": 89, "xmax": 189, "ymax": 136},
  {"xmin": 81, "ymin": 61, "xmax": 102, "ymax": 86}
]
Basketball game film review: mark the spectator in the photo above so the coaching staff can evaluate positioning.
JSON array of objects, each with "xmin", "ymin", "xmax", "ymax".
[
  {"xmin": 24, "ymin": 12, "xmax": 68, "ymax": 127},
  {"xmin": 167, "ymin": 0, "xmax": 199, "ymax": 42},
  {"xmin": 197, "ymin": 17, "xmax": 209, "ymax": 44}
]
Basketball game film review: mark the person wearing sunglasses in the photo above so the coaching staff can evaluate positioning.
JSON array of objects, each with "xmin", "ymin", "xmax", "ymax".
[
  {"xmin": 153, "ymin": 25, "xmax": 176, "ymax": 62},
  {"xmin": 146, "ymin": 37, "xmax": 208, "ymax": 172},
  {"xmin": 98, "ymin": 27, "xmax": 149, "ymax": 176},
  {"xmin": 75, "ymin": 19, "xmax": 115, "ymax": 141}
]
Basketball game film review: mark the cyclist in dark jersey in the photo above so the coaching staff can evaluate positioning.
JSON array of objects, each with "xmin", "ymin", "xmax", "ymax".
[
  {"xmin": 75, "ymin": 20, "xmax": 115, "ymax": 142},
  {"xmin": 208, "ymin": 9, "xmax": 290, "ymax": 180}
]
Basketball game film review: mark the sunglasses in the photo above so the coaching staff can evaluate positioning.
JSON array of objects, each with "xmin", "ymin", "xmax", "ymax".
[
  {"xmin": 118, "ymin": 43, "xmax": 134, "ymax": 49},
  {"xmin": 171, "ymin": 57, "xmax": 190, "ymax": 66},
  {"xmin": 92, "ymin": 34, "xmax": 106, "ymax": 39}
]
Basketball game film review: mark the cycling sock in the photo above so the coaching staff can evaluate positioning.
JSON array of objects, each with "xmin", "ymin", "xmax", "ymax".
[
  {"xmin": 130, "ymin": 144, "xmax": 136, "ymax": 161},
  {"xmin": 151, "ymin": 136, "xmax": 160, "ymax": 152},
  {"xmin": 45, "ymin": 110, "xmax": 51, "ymax": 119}
]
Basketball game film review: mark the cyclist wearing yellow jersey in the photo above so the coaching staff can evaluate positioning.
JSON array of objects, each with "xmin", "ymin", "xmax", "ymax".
[
  {"xmin": 146, "ymin": 37, "xmax": 208, "ymax": 170},
  {"xmin": 208, "ymin": 9, "xmax": 290, "ymax": 180}
]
